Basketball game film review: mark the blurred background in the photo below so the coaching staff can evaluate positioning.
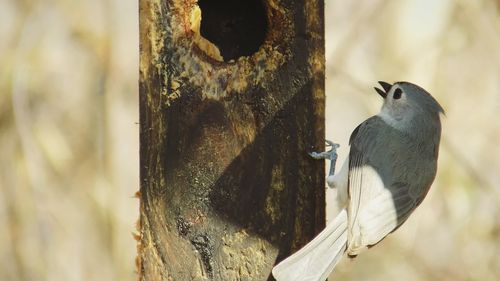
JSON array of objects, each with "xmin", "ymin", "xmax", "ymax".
[
  {"xmin": 1, "ymin": 0, "xmax": 499, "ymax": 281},
  {"xmin": 0, "ymin": 0, "xmax": 139, "ymax": 280}
]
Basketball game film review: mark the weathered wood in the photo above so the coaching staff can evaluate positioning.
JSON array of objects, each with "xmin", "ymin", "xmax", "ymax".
[{"xmin": 138, "ymin": 0, "xmax": 325, "ymax": 280}]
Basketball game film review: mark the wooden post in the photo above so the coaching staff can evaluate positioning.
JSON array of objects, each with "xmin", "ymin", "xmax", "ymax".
[{"xmin": 138, "ymin": 0, "xmax": 325, "ymax": 280}]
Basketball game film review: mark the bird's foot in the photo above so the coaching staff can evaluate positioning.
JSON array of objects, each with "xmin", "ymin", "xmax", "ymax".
[{"xmin": 309, "ymin": 140, "xmax": 340, "ymax": 176}]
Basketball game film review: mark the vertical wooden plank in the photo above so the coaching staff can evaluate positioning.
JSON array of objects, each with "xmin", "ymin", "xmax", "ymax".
[{"xmin": 138, "ymin": 0, "xmax": 325, "ymax": 280}]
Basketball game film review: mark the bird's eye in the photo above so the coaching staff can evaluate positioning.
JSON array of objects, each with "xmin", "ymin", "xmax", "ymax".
[{"xmin": 393, "ymin": 88, "xmax": 402, "ymax": 99}]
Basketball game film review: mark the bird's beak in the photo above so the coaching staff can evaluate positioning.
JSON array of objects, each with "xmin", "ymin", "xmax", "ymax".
[{"xmin": 374, "ymin": 81, "xmax": 392, "ymax": 99}]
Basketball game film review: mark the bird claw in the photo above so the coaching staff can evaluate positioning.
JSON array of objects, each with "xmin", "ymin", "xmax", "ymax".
[
  {"xmin": 309, "ymin": 140, "xmax": 339, "ymax": 159},
  {"xmin": 309, "ymin": 140, "xmax": 339, "ymax": 176},
  {"xmin": 324, "ymin": 140, "xmax": 339, "ymax": 149},
  {"xmin": 308, "ymin": 151, "xmax": 331, "ymax": 159}
]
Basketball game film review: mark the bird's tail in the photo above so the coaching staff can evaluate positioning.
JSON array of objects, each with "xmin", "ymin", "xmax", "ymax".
[{"xmin": 272, "ymin": 209, "xmax": 348, "ymax": 281}]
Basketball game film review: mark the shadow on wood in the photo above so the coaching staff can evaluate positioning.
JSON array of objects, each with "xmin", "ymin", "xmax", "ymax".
[{"xmin": 138, "ymin": 0, "xmax": 325, "ymax": 280}]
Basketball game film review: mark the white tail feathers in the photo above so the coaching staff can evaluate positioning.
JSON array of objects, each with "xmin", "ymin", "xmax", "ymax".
[{"xmin": 272, "ymin": 209, "xmax": 348, "ymax": 281}]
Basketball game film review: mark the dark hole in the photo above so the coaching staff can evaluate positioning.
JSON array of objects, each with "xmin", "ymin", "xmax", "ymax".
[{"xmin": 198, "ymin": 0, "xmax": 268, "ymax": 61}]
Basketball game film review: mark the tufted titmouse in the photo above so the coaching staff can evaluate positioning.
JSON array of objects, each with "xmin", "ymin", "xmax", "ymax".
[{"xmin": 272, "ymin": 81, "xmax": 444, "ymax": 281}]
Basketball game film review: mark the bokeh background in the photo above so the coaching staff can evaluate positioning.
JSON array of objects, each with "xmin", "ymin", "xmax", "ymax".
[
  {"xmin": 1, "ymin": 1, "xmax": 139, "ymax": 280},
  {"xmin": 1, "ymin": 0, "xmax": 499, "ymax": 280}
]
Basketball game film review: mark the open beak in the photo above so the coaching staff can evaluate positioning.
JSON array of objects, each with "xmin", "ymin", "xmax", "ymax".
[{"xmin": 374, "ymin": 81, "xmax": 392, "ymax": 99}]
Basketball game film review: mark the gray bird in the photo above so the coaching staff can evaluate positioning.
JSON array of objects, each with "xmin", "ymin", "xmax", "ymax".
[{"xmin": 272, "ymin": 81, "xmax": 444, "ymax": 281}]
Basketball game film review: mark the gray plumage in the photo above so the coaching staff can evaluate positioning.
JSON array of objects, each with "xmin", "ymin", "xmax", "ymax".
[{"xmin": 273, "ymin": 81, "xmax": 444, "ymax": 280}]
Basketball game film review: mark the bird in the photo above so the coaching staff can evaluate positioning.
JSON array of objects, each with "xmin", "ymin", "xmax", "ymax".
[{"xmin": 272, "ymin": 81, "xmax": 444, "ymax": 281}]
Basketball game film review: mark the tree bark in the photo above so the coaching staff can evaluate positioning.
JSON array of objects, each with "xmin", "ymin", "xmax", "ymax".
[{"xmin": 138, "ymin": 0, "xmax": 325, "ymax": 280}]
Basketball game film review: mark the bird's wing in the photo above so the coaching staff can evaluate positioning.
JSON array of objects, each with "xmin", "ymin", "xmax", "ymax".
[
  {"xmin": 355, "ymin": 182, "xmax": 416, "ymax": 247},
  {"xmin": 346, "ymin": 116, "xmax": 419, "ymax": 254}
]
